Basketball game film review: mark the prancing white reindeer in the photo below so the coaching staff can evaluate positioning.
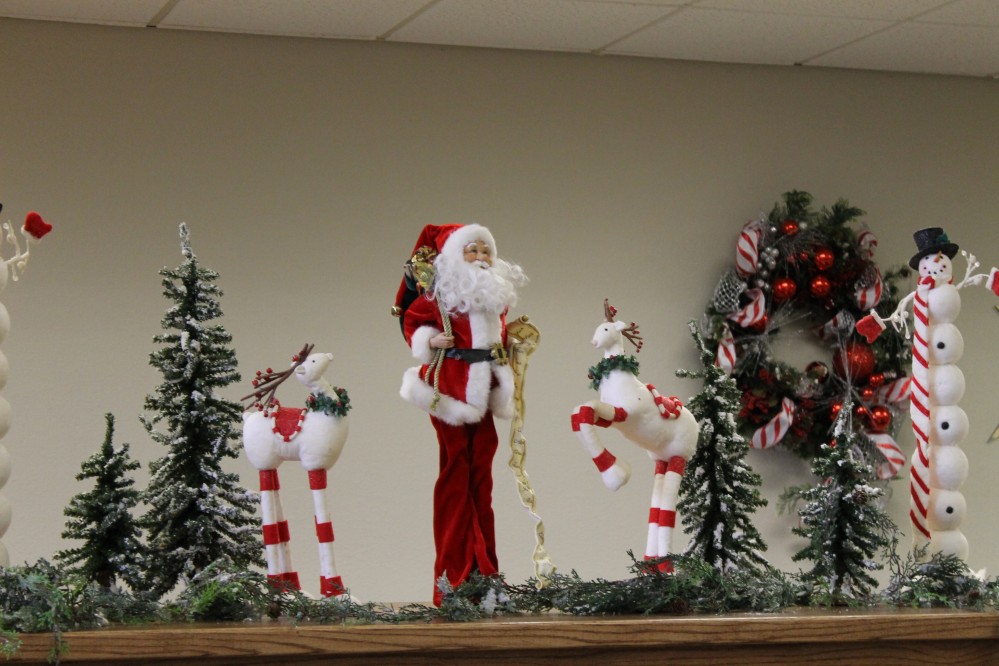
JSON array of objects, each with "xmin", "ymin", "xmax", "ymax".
[
  {"xmin": 571, "ymin": 301, "xmax": 699, "ymax": 569},
  {"xmin": 242, "ymin": 343, "xmax": 351, "ymax": 597}
]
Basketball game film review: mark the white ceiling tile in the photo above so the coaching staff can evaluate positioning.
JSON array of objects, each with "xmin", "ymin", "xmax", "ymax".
[
  {"xmin": 0, "ymin": 0, "xmax": 165, "ymax": 26},
  {"xmin": 159, "ymin": 0, "xmax": 432, "ymax": 39},
  {"xmin": 390, "ymin": 0, "xmax": 674, "ymax": 52},
  {"xmin": 607, "ymin": 6, "xmax": 892, "ymax": 65},
  {"xmin": 916, "ymin": 0, "xmax": 999, "ymax": 27},
  {"xmin": 810, "ymin": 22, "xmax": 999, "ymax": 76},
  {"xmin": 694, "ymin": 0, "xmax": 951, "ymax": 21}
]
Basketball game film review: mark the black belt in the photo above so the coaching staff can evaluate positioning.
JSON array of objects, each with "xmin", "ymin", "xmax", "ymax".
[{"xmin": 445, "ymin": 348, "xmax": 498, "ymax": 363}]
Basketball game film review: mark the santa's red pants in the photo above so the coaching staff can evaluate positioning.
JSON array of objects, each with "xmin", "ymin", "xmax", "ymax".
[{"xmin": 430, "ymin": 413, "xmax": 499, "ymax": 606}]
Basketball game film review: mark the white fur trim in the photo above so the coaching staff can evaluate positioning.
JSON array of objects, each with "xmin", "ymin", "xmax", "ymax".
[
  {"xmin": 440, "ymin": 224, "xmax": 496, "ymax": 260},
  {"xmin": 410, "ymin": 325, "xmax": 441, "ymax": 365},
  {"xmin": 467, "ymin": 309, "xmax": 502, "ymax": 348},
  {"xmin": 400, "ymin": 367, "xmax": 485, "ymax": 426},
  {"xmin": 463, "ymin": 361, "xmax": 493, "ymax": 413},
  {"xmin": 489, "ymin": 364, "xmax": 515, "ymax": 420}
]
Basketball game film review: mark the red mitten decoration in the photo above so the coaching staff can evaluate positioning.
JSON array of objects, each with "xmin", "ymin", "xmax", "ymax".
[
  {"xmin": 988, "ymin": 268, "xmax": 999, "ymax": 297},
  {"xmin": 23, "ymin": 212, "xmax": 53, "ymax": 240},
  {"xmin": 856, "ymin": 314, "xmax": 886, "ymax": 344}
]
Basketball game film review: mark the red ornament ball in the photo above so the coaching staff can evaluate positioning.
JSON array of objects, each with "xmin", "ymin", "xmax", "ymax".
[
  {"xmin": 781, "ymin": 219, "xmax": 800, "ymax": 236},
  {"xmin": 861, "ymin": 387, "xmax": 875, "ymax": 402},
  {"xmin": 814, "ymin": 247, "xmax": 835, "ymax": 271},
  {"xmin": 869, "ymin": 405, "xmax": 892, "ymax": 433},
  {"xmin": 810, "ymin": 275, "xmax": 831, "ymax": 298},
  {"xmin": 854, "ymin": 404, "xmax": 869, "ymax": 420},
  {"xmin": 869, "ymin": 373, "xmax": 885, "ymax": 388},
  {"xmin": 773, "ymin": 277, "xmax": 797, "ymax": 302},
  {"xmin": 830, "ymin": 402, "xmax": 843, "ymax": 418},
  {"xmin": 833, "ymin": 341, "xmax": 876, "ymax": 384},
  {"xmin": 749, "ymin": 314, "xmax": 768, "ymax": 333}
]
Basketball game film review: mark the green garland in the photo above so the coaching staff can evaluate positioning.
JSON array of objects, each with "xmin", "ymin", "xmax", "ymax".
[
  {"xmin": 587, "ymin": 355, "xmax": 640, "ymax": 391},
  {"xmin": 306, "ymin": 387, "xmax": 351, "ymax": 418}
]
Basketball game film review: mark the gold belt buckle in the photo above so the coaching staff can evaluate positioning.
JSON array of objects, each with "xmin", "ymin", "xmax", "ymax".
[{"xmin": 490, "ymin": 343, "xmax": 509, "ymax": 366}]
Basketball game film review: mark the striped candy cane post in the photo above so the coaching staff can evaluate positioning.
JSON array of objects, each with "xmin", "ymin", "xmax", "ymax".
[
  {"xmin": 908, "ymin": 277, "xmax": 934, "ymax": 548},
  {"xmin": 751, "ymin": 397, "xmax": 795, "ymax": 449},
  {"xmin": 735, "ymin": 221, "xmax": 762, "ymax": 278},
  {"xmin": 728, "ymin": 288, "xmax": 766, "ymax": 329}
]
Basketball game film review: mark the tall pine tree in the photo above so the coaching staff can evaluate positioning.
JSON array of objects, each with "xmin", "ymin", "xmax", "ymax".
[
  {"xmin": 56, "ymin": 413, "xmax": 143, "ymax": 589},
  {"xmin": 791, "ymin": 403, "xmax": 894, "ymax": 602},
  {"xmin": 676, "ymin": 322, "xmax": 768, "ymax": 572},
  {"xmin": 140, "ymin": 224, "xmax": 261, "ymax": 598}
]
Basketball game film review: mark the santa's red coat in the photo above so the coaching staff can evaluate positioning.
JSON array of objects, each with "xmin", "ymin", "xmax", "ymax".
[{"xmin": 400, "ymin": 294, "xmax": 515, "ymax": 425}]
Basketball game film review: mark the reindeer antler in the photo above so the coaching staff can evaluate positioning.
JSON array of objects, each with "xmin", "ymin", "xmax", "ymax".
[
  {"xmin": 603, "ymin": 298, "xmax": 618, "ymax": 322},
  {"xmin": 603, "ymin": 299, "xmax": 643, "ymax": 352},
  {"xmin": 242, "ymin": 343, "xmax": 314, "ymax": 411},
  {"xmin": 622, "ymin": 322, "xmax": 643, "ymax": 352}
]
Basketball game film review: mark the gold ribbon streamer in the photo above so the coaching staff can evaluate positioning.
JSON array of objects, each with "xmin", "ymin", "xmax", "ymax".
[{"xmin": 506, "ymin": 315, "xmax": 555, "ymax": 588}]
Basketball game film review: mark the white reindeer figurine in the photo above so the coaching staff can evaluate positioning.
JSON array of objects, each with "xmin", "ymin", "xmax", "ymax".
[
  {"xmin": 571, "ymin": 301, "xmax": 699, "ymax": 569},
  {"xmin": 242, "ymin": 343, "xmax": 351, "ymax": 597}
]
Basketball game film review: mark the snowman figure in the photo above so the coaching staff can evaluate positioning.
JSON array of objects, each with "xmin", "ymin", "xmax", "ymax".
[{"xmin": 858, "ymin": 227, "xmax": 999, "ymax": 563}]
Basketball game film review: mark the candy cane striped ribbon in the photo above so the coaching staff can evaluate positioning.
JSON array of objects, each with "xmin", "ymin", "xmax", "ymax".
[
  {"xmin": 878, "ymin": 376, "xmax": 912, "ymax": 404},
  {"xmin": 909, "ymin": 276, "xmax": 934, "ymax": 543},
  {"xmin": 735, "ymin": 220, "xmax": 762, "ymax": 278},
  {"xmin": 866, "ymin": 431, "xmax": 905, "ymax": 480},
  {"xmin": 727, "ymin": 288, "xmax": 766, "ymax": 329},
  {"xmin": 856, "ymin": 224, "xmax": 878, "ymax": 260},
  {"xmin": 715, "ymin": 324, "xmax": 736, "ymax": 375},
  {"xmin": 854, "ymin": 266, "xmax": 883, "ymax": 310},
  {"xmin": 751, "ymin": 397, "xmax": 795, "ymax": 449}
]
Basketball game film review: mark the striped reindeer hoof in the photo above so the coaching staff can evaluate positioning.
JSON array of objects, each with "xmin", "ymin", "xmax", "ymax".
[
  {"xmin": 320, "ymin": 575, "xmax": 346, "ymax": 597},
  {"xmin": 601, "ymin": 460, "xmax": 631, "ymax": 491}
]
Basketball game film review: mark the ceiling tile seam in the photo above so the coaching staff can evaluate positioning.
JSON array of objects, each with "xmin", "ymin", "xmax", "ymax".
[
  {"xmin": 379, "ymin": 0, "xmax": 442, "ymax": 41},
  {"xmin": 795, "ymin": 0, "xmax": 970, "ymax": 66},
  {"xmin": 591, "ymin": 3, "xmax": 697, "ymax": 55},
  {"xmin": 146, "ymin": 0, "xmax": 182, "ymax": 28}
]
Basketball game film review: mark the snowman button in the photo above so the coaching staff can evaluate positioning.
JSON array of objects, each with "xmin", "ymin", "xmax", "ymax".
[{"xmin": 942, "ymin": 421, "xmax": 950, "ymax": 430}]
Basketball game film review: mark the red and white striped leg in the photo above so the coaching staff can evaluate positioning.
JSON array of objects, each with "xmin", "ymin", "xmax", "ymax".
[
  {"xmin": 308, "ymin": 469, "xmax": 345, "ymax": 597},
  {"xmin": 645, "ymin": 460, "xmax": 667, "ymax": 561},
  {"xmin": 571, "ymin": 403, "xmax": 630, "ymax": 490},
  {"xmin": 259, "ymin": 469, "xmax": 300, "ymax": 590},
  {"xmin": 654, "ymin": 456, "xmax": 686, "ymax": 572}
]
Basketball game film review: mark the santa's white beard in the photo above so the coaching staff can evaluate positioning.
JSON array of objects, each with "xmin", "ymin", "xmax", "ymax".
[{"xmin": 433, "ymin": 253, "xmax": 527, "ymax": 315}]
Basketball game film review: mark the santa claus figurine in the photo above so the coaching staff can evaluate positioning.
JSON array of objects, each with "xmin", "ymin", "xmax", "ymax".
[{"xmin": 394, "ymin": 223, "xmax": 528, "ymax": 605}]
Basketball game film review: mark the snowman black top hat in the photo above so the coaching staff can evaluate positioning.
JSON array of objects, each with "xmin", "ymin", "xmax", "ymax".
[{"xmin": 909, "ymin": 227, "xmax": 959, "ymax": 269}]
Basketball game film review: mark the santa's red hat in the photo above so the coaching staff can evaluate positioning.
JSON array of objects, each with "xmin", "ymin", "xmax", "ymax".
[{"xmin": 392, "ymin": 223, "xmax": 497, "ymax": 317}]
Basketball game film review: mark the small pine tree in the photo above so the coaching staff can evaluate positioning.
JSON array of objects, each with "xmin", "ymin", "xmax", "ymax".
[
  {"xmin": 56, "ymin": 413, "xmax": 143, "ymax": 589},
  {"xmin": 791, "ymin": 404, "xmax": 894, "ymax": 602},
  {"xmin": 139, "ymin": 224, "xmax": 261, "ymax": 598},
  {"xmin": 677, "ymin": 322, "xmax": 768, "ymax": 572}
]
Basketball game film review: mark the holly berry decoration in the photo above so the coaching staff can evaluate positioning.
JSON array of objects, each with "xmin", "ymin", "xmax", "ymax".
[{"xmin": 781, "ymin": 219, "xmax": 800, "ymax": 236}]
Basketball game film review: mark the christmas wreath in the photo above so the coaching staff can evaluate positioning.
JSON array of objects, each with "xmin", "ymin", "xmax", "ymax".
[{"xmin": 701, "ymin": 191, "xmax": 912, "ymax": 472}]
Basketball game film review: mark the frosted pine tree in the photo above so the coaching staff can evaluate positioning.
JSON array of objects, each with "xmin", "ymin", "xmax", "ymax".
[
  {"xmin": 791, "ymin": 404, "xmax": 894, "ymax": 602},
  {"xmin": 56, "ymin": 413, "xmax": 143, "ymax": 589},
  {"xmin": 139, "ymin": 224, "xmax": 261, "ymax": 598},
  {"xmin": 676, "ymin": 322, "xmax": 768, "ymax": 571}
]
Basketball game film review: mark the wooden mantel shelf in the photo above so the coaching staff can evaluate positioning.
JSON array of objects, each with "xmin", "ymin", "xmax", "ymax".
[{"xmin": 12, "ymin": 608, "xmax": 999, "ymax": 665}]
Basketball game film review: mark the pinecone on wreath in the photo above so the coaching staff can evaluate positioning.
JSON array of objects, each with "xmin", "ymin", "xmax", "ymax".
[{"xmin": 712, "ymin": 270, "xmax": 746, "ymax": 314}]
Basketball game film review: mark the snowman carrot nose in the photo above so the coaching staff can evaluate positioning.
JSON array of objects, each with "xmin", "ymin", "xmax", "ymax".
[{"xmin": 934, "ymin": 251, "xmax": 943, "ymax": 262}]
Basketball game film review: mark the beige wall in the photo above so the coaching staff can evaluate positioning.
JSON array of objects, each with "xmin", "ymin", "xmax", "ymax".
[{"xmin": 1, "ymin": 17, "xmax": 998, "ymax": 602}]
